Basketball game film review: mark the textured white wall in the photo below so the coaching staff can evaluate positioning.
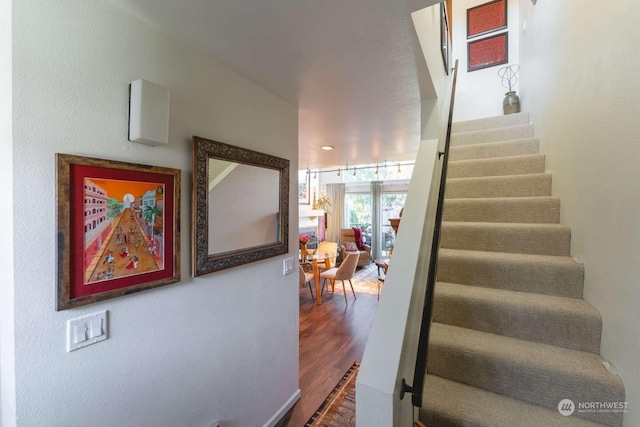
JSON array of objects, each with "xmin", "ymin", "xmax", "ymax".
[
  {"xmin": 0, "ymin": 0, "xmax": 14, "ymax": 425},
  {"xmin": 412, "ymin": 5, "xmax": 448, "ymax": 140},
  {"xmin": 519, "ymin": 2, "xmax": 640, "ymax": 426},
  {"xmin": 452, "ymin": 0, "xmax": 520, "ymax": 121},
  {"xmin": 412, "ymin": 5, "xmax": 448, "ymax": 103},
  {"xmin": 7, "ymin": 1, "xmax": 299, "ymax": 426},
  {"xmin": 357, "ymin": 139, "xmax": 439, "ymax": 426}
]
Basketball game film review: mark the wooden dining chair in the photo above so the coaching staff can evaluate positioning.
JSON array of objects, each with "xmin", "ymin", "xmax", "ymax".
[
  {"xmin": 320, "ymin": 252, "xmax": 359, "ymax": 305},
  {"xmin": 299, "ymin": 264, "xmax": 315, "ymax": 300}
]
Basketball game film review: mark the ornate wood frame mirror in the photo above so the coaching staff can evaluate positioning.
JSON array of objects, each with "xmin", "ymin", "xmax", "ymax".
[{"xmin": 192, "ymin": 136, "xmax": 289, "ymax": 276}]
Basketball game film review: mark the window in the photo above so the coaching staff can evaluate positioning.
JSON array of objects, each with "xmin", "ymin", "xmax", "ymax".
[
  {"xmin": 345, "ymin": 193, "xmax": 372, "ymax": 246},
  {"xmin": 382, "ymin": 193, "xmax": 406, "ymax": 256}
]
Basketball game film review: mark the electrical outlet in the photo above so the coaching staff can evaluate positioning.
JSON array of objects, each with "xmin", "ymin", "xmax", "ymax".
[{"xmin": 283, "ymin": 257, "xmax": 295, "ymax": 275}]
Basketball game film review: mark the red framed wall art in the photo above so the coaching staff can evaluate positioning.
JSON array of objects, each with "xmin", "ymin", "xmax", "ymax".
[
  {"xmin": 467, "ymin": 32, "xmax": 508, "ymax": 72},
  {"xmin": 467, "ymin": 0, "xmax": 508, "ymax": 39},
  {"xmin": 56, "ymin": 154, "xmax": 181, "ymax": 310}
]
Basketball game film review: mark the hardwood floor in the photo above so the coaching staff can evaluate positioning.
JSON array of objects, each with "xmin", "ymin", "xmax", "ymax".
[{"xmin": 279, "ymin": 276, "xmax": 379, "ymax": 426}]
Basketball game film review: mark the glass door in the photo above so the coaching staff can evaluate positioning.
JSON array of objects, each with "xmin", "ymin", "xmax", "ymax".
[
  {"xmin": 345, "ymin": 193, "xmax": 372, "ymax": 246},
  {"xmin": 381, "ymin": 193, "xmax": 406, "ymax": 256}
]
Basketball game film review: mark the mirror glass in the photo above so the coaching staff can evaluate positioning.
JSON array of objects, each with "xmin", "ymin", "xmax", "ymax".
[
  {"xmin": 208, "ymin": 159, "xmax": 280, "ymax": 254},
  {"xmin": 192, "ymin": 136, "xmax": 289, "ymax": 276}
]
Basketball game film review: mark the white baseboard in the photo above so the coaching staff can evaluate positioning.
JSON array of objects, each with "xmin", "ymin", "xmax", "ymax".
[{"xmin": 263, "ymin": 389, "xmax": 301, "ymax": 427}]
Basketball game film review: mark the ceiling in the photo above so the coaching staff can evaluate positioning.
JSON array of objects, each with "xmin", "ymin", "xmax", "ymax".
[{"xmin": 111, "ymin": 0, "xmax": 437, "ymax": 169}]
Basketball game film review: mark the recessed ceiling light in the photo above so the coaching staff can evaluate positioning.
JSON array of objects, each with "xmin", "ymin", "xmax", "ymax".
[{"xmin": 321, "ymin": 145, "xmax": 334, "ymax": 151}]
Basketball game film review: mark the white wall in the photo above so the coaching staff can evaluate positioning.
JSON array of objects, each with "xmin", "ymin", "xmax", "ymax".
[
  {"xmin": 412, "ymin": 4, "xmax": 449, "ymax": 139},
  {"xmin": 519, "ymin": 2, "xmax": 640, "ymax": 425},
  {"xmin": 357, "ymin": 139, "xmax": 440, "ymax": 426},
  {"xmin": 412, "ymin": 5, "xmax": 448, "ymax": 103},
  {"xmin": 4, "ymin": 0, "xmax": 299, "ymax": 426},
  {"xmin": 0, "ymin": 0, "xmax": 14, "ymax": 425},
  {"xmin": 452, "ymin": 0, "xmax": 520, "ymax": 121}
]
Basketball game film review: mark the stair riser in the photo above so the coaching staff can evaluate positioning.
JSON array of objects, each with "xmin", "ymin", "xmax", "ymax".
[
  {"xmin": 440, "ymin": 224, "xmax": 571, "ymax": 256},
  {"xmin": 421, "ymin": 375, "xmax": 606, "ymax": 427},
  {"xmin": 452, "ymin": 124, "xmax": 534, "ymax": 146},
  {"xmin": 446, "ymin": 174, "xmax": 552, "ymax": 199},
  {"xmin": 448, "ymin": 155, "xmax": 546, "ymax": 179},
  {"xmin": 437, "ymin": 253, "xmax": 584, "ymax": 298},
  {"xmin": 443, "ymin": 198, "xmax": 561, "ymax": 223},
  {"xmin": 452, "ymin": 112, "xmax": 530, "ymax": 134},
  {"xmin": 433, "ymin": 289, "xmax": 601, "ymax": 353},
  {"xmin": 427, "ymin": 344, "xmax": 624, "ymax": 426},
  {"xmin": 450, "ymin": 138, "xmax": 539, "ymax": 161}
]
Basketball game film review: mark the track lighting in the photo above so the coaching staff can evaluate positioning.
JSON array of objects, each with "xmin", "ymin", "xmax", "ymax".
[{"xmin": 301, "ymin": 161, "xmax": 414, "ymax": 177}]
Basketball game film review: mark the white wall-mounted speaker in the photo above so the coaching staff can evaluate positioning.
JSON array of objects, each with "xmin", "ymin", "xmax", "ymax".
[{"xmin": 128, "ymin": 79, "xmax": 170, "ymax": 146}]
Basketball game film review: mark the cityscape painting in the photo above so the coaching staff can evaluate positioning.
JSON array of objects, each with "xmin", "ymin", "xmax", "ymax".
[
  {"xmin": 56, "ymin": 154, "xmax": 181, "ymax": 310},
  {"xmin": 83, "ymin": 178, "xmax": 165, "ymax": 284}
]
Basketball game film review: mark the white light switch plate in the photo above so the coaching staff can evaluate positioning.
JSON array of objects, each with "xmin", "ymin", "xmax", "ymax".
[
  {"xmin": 67, "ymin": 310, "xmax": 108, "ymax": 352},
  {"xmin": 283, "ymin": 257, "xmax": 295, "ymax": 275}
]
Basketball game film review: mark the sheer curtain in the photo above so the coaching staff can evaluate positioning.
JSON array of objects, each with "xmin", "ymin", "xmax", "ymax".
[
  {"xmin": 325, "ymin": 183, "xmax": 345, "ymax": 244},
  {"xmin": 371, "ymin": 181, "xmax": 383, "ymax": 260}
]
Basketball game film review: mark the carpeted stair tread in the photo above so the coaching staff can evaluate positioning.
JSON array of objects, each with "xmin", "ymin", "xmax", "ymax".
[
  {"xmin": 425, "ymin": 115, "xmax": 626, "ymax": 427},
  {"xmin": 421, "ymin": 374, "xmax": 606, "ymax": 427},
  {"xmin": 451, "ymin": 124, "xmax": 534, "ymax": 146},
  {"xmin": 437, "ymin": 248, "xmax": 584, "ymax": 298},
  {"xmin": 427, "ymin": 323, "xmax": 625, "ymax": 426},
  {"xmin": 443, "ymin": 197, "xmax": 560, "ymax": 223},
  {"xmin": 440, "ymin": 222, "xmax": 570, "ymax": 256},
  {"xmin": 450, "ymin": 138, "xmax": 539, "ymax": 161},
  {"xmin": 448, "ymin": 154, "xmax": 545, "ymax": 179},
  {"xmin": 451, "ymin": 112, "xmax": 530, "ymax": 134},
  {"xmin": 446, "ymin": 173, "xmax": 552, "ymax": 199},
  {"xmin": 433, "ymin": 282, "xmax": 601, "ymax": 353}
]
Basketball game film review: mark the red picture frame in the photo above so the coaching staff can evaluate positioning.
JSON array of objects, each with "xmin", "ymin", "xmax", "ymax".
[
  {"xmin": 467, "ymin": 32, "xmax": 508, "ymax": 72},
  {"xmin": 467, "ymin": 0, "xmax": 508, "ymax": 39},
  {"xmin": 56, "ymin": 154, "xmax": 181, "ymax": 310}
]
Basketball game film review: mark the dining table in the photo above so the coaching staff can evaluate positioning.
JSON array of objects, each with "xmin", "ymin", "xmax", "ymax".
[{"xmin": 303, "ymin": 250, "xmax": 337, "ymax": 304}]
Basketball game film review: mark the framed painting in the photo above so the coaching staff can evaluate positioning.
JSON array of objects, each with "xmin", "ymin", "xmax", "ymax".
[
  {"xmin": 467, "ymin": 0, "xmax": 507, "ymax": 39},
  {"xmin": 298, "ymin": 170, "xmax": 310, "ymax": 205},
  {"xmin": 440, "ymin": 3, "xmax": 450, "ymax": 75},
  {"xmin": 56, "ymin": 154, "xmax": 181, "ymax": 310},
  {"xmin": 467, "ymin": 32, "xmax": 508, "ymax": 72}
]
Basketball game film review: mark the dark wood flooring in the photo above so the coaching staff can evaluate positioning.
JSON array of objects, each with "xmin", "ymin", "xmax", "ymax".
[{"xmin": 278, "ymin": 276, "xmax": 379, "ymax": 426}]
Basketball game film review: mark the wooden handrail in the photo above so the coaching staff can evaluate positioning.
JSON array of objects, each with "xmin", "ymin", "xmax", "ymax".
[{"xmin": 400, "ymin": 59, "xmax": 459, "ymax": 408}]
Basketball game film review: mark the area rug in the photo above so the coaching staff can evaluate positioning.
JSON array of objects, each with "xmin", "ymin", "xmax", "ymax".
[
  {"xmin": 328, "ymin": 264, "xmax": 380, "ymax": 297},
  {"xmin": 305, "ymin": 362, "xmax": 359, "ymax": 426}
]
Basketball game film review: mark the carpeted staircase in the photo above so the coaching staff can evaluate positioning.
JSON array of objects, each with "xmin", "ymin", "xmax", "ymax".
[{"xmin": 420, "ymin": 113, "xmax": 625, "ymax": 427}]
